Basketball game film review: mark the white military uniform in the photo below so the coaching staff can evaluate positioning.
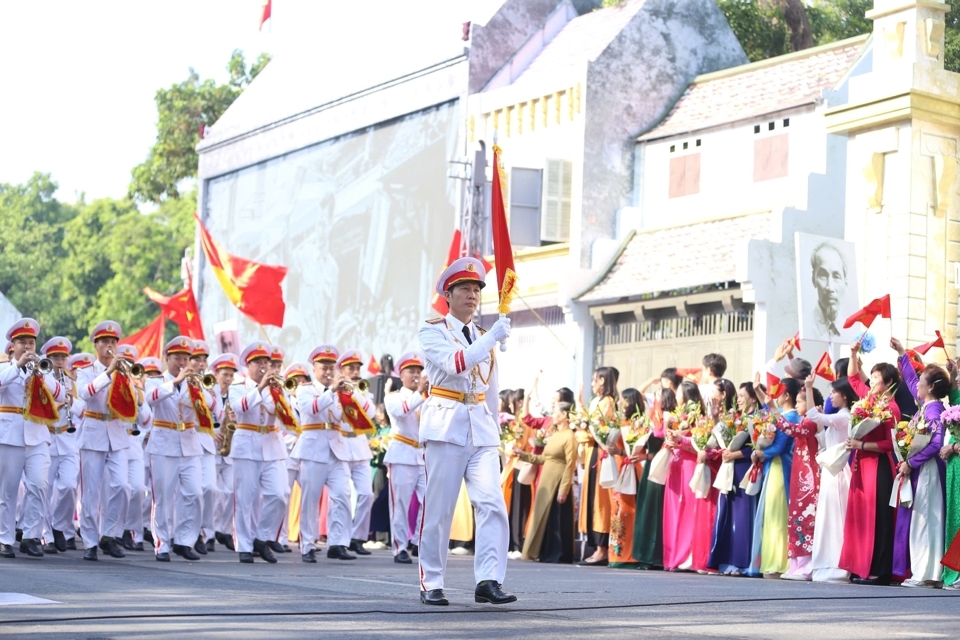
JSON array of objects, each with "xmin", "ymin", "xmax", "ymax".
[
  {"xmin": 213, "ymin": 386, "xmax": 235, "ymax": 537},
  {"xmin": 329, "ymin": 388, "xmax": 375, "ymax": 545},
  {"xmin": 0, "ymin": 362, "xmax": 64, "ymax": 545},
  {"xmin": 196, "ymin": 397, "xmax": 219, "ymax": 546},
  {"xmin": 384, "ymin": 385, "xmax": 426, "ymax": 556},
  {"xmin": 44, "ymin": 384, "xmax": 82, "ymax": 545},
  {"xmin": 294, "ymin": 381, "xmax": 351, "ymax": 554},
  {"xmin": 77, "ymin": 361, "xmax": 133, "ymax": 547},
  {"xmin": 229, "ymin": 378, "xmax": 287, "ymax": 553},
  {"xmin": 277, "ymin": 387, "xmax": 300, "ymax": 549},
  {"xmin": 144, "ymin": 372, "xmax": 208, "ymax": 554},
  {"xmin": 417, "ymin": 314, "xmax": 507, "ymax": 591},
  {"xmin": 113, "ymin": 392, "xmax": 151, "ymax": 543}
]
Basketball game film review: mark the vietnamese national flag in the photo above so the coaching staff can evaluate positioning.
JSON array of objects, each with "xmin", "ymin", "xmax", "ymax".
[
  {"xmin": 676, "ymin": 367, "xmax": 702, "ymax": 382},
  {"xmin": 367, "ymin": 355, "xmax": 381, "ymax": 376},
  {"xmin": 815, "ymin": 352, "xmax": 836, "ymax": 382},
  {"xmin": 143, "ymin": 286, "xmax": 204, "ymax": 340},
  {"xmin": 120, "ymin": 313, "xmax": 166, "ymax": 360},
  {"xmin": 259, "ymin": 0, "xmax": 271, "ymax": 30},
  {"xmin": 843, "ymin": 294, "xmax": 891, "ymax": 329},
  {"xmin": 788, "ymin": 332, "xmax": 801, "ymax": 352},
  {"xmin": 195, "ymin": 212, "xmax": 288, "ymax": 327},
  {"xmin": 490, "ymin": 145, "xmax": 518, "ymax": 311},
  {"xmin": 914, "ymin": 330, "xmax": 946, "ymax": 356},
  {"xmin": 766, "ymin": 372, "xmax": 785, "ymax": 400}
]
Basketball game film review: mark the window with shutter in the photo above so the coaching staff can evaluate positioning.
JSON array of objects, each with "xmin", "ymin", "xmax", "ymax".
[
  {"xmin": 508, "ymin": 168, "xmax": 542, "ymax": 248},
  {"xmin": 668, "ymin": 153, "xmax": 700, "ymax": 198},
  {"xmin": 542, "ymin": 159, "xmax": 572, "ymax": 242},
  {"xmin": 754, "ymin": 133, "xmax": 789, "ymax": 182}
]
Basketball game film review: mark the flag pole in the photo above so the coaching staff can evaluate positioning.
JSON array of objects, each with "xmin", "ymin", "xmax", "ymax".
[{"xmin": 257, "ymin": 323, "xmax": 271, "ymax": 343}]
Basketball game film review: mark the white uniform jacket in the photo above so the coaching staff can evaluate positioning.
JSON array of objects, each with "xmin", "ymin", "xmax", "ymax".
[
  {"xmin": 417, "ymin": 314, "xmax": 499, "ymax": 447},
  {"xmin": 76, "ymin": 361, "xmax": 131, "ymax": 452},
  {"xmin": 144, "ymin": 372, "xmax": 208, "ymax": 457},
  {"xmin": 329, "ymin": 388, "xmax": 373, "ymax": 462},
  {"xmin": 0, "ymin": 361, "xmax": 65, "ymax": 447},
  {"xmin": 292, "ymin": 382, "xmax": 340, "ymax": 463},
  {"xmin": 228, "ymin": 380, "xmax": 286, "ymax": 462},
  {"xmin": 383, "ymin": 387, "xmax": 425, "ymax": 466},
  {"xmin": 48, "ymin": 376, "xmax": 82, "ymax": 456}
]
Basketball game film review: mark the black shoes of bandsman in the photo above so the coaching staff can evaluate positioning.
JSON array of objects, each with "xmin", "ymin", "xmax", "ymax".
[
  {"xmin": 349, "ymin": 539, "xmax": 372, "ymax": 555},
  {"xmin": 420, "ymin": 589, "xmax": 449, "ymax": 606},
  {"xmin": 266, "ymin": 540, "xmax": 286, "ymax": 555},
  {"xmin": 394, "ymin": 550, "xmax": 412, "ymax": 564},
  {"xmin": 326, "ymin": 545, "xmax": 357, "ymax": 560},
  {"xmin": 52, "ymin": 529, "xmax": 68, "ymax": 552},
  {"xmin": 156, "ymin": 552, "xmax": 171, "ymax": 562},
  {"xmin": 215, "ymin": 532, "xmax": 235, "ymax": 551},
  {"xmin": 173, "ymin": 543, "xmax": 201, "ymax": 560},
  {"xmin": 238, "ymin": 552, "xmax": 255, "ymax": 563},
  {"xmin": 302, "ymin": 549, "xmax": 317, "ymax": 563},
  {"xmin": 474, "ymin": 581, "xmax": 517, "ymax": 604},
  {"xmin": 19, "ymin": 538, "xmax": 44, "ymax": 557},
  {"xmin": 194, "ymin": 535, "xmax": 208, "ymax": 556},
  {"xmin": 121, "ymin": 530, "xmax": 136, "ymax": 551},
  {"xmin": 99, "ymin": 536, "xmax": 125, "ymax": 558},
  {"xmin": 83, "ymin": 546, "xmax": 98, "ymax": 561},
  {"xmin": 253, "ymin": 539, "xmax": 277, "ymax": 563}
]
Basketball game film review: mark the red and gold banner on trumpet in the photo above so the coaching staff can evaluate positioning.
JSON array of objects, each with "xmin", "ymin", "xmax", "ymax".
[
  {"xmin": 107, "ymin": 373, "xmax": 138, "ymax": 423},
  {"xmin": 24, "ymin": 375, "xmax": 60, "ymax": 427}
]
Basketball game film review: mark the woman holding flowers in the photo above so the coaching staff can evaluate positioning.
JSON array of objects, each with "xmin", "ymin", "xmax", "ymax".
[
  {"xmin": 841, "ymin": 344, "xmax": 899, "ymax": 586},
  {"xmin": 708, "ymin": 382, "xmax": 760, "ymax": 576},
  {"xmin": 891, "ymin": 338, "xmax": 948, "ymax": 588},
  {"xmin": 662, "ymin": 380, "xmax": 703, "ymax": 570},
  {"xmin": 938, "ymin": 360, "xmax": 960, "ymax": 589},
  {"xmin": 608, "ymin": 388, "xmax": 644, "ymax": 568},
  {"xmin": 805, "ymin": 376, "xmax": 859, "ymax": 583},
  {"xmin": 512, "ymin": 399, "xmax": 578, "ymax": 563},
  {"xmin": 576, "ymin": 367, "xmax": 618, "ymax": 566},
  {"xmin": 631, "ymin": 388, "xmax": 674, "ymax": 570}
]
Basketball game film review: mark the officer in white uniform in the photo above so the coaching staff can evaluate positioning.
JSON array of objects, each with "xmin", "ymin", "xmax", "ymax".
[
  {"xmin": 77, "ymin": 321, "xmax": 135, "ymax": 561},
  {"xmin": 210, "ymin": 353, "xmax": 239, "ymax": 551},
  {"xmin": 189, "ymin": 340, "xmax": 218, "ymax": 556},
  {"xmin": 274, "ymin": 349, "xmax": 301, "ymax": 555},
  {"xmin": 333, "ymin": 349, "xmax": 376, "ymax": 557},
  {"xmin": 229, "ymin": 342, "xmax": 287, "ymax": 564},
  {"xmin": 134, "ymin": 357, "xmax": 164, "ymax": 551},
  {"xmin": 293, "ymin": 345, "xmax": 352, "ymax": 563},
  {"xmin": 145, "ymin": 336, "xmax": 209, "ymax": 562},
  {"xmin": 39, "ymin": 337, "xmax": 80, "ymax": 554},
  {"xmin": 417, "ymin": 257, "xmax": 515, "ymax": 606},
  {"xmin": 0, "ymin": 319, "xmax": 65, "ymax": 558},
  {"xmin": 61, "ymin": 353, "xmax": 95, "ymax": 549},
  {"xmin": 383, "ymin": 351, "xmax": 429, "ymax": 564}
]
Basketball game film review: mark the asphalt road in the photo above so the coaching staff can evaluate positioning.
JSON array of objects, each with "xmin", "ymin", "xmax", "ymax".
[{"xmin": 1, "ymin": 545, "xmax": 959, "ymax": 638}]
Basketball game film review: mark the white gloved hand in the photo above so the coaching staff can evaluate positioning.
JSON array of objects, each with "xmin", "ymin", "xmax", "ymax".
[{"xmin": 490, "ymin": 317, "xmax": 512, "ymax": 342}]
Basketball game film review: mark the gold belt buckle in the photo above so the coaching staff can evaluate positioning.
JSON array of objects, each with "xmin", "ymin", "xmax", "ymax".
[
  {"xmin": 258, "ymin": 425, "xmax": 269, "ymax": 435},
  {"xmin": 176, "ymin": 422, "xmax": 186, "ymax": 432},
  {"xmin": 463, "ymin": 393, "xmax": 478, "ymax": 405},
  {"xmin": 52, "ymin": 426, "xmax": 63, "ymax": 435}
]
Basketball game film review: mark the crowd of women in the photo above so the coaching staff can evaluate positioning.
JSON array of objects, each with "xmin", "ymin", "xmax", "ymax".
[{"xmin": 495, "ymin": 337, "xmax": 960, "ymax": 588}]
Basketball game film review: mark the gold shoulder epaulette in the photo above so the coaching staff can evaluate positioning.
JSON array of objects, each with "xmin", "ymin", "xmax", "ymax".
[
  {"xmin": 477, "ymin": 326, "xmax": 487, "ymax": 335},
  {"xmin": 426, "ymin": 318, "xmax": 445, "ymax": 325}
]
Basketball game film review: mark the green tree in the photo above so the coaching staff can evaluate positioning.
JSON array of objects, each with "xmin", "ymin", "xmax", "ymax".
[
  {"xmin": 717, "ymin": 0, "xmax": 791, "ymax": 61},
  {"xmin": 129, "ymin": 50, "xmax": 270, "ymax": 204},
  {"xmin": 946, "ymin": 0, "xmax": 960, "ymax": 73}
]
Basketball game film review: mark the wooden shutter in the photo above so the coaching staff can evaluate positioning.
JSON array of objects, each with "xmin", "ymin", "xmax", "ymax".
[
  {"xmin": 542, "ymin": 159, "xmax": 572, "ymax": 242},
  {"xmin": 669, "ymin": 153, "xmax": 700, "ymax": 198},
  {"xmin": 754, "ymin": 134, "xmax": 789, "ymax": 182}
]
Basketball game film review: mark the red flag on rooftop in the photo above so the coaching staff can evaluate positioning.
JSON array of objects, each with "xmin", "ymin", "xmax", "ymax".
[
  {"xmin": 843, "ymin": 294, "xmax": 891, "ymax": 330},
  {"xmin": 144, "ymin": 286, "xmax": 204, "ymax": 340},
  {"xmin": 195, "ymin": 212, "xmax": 288, "ymax": 328},
  {"xmin": 120, "ymin": 314, "xmax": 166, "ymax": 360}
]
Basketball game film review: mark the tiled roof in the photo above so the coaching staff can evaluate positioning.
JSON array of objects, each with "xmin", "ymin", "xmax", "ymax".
[
  {"xmin": 511, "ymin": 0, "xmax": 647, "ymax": 88},
  {"xmin": 639, "ymin": 35, "xmax": 868, "ymax": 141},
  {"xmin": 576, "ymin": 212, "xmax": 773, "ymax": 303}
]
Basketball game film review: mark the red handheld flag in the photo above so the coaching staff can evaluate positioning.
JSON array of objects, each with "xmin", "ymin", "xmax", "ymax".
[
  {"xmin": 144, "ymin": 287, "xmax": 204, "ymax": 340},
  {"xmin": 490, "ymin": 145, "xmax": 518, "ymax": 313},
  {"xmin": 195, "ymin": 212, "xmax": 288, "ymax": 328},
  {"xmin": 843, "ymin": 294, "xmax": 891, "ymax": 329},
  {"xmin": 259, "ymin": 0, "xmax": 271, "ymax": 30},
  {"xmin": 766, "ymin": 372, "xmax": 785, "ymax": 400},
  {"xmin": 788, "ymin": 332, "xmax": 801, "ymax": 352},
  {"xmin": 815, "ymin": 352, "xmax": 836, "ymax": 382},
  {"xmin": 914, "ymin": 330, "xmax": 946, "ymax": 356},
  {"xmin": 675, "ymin": 367, "xmax": 702, "ymax": 382},
  {"xmin": 367, "ymin": 356, "xmax": 382, "ymax": 376},
  {"xmin": 431, "ymin": 229, "xmax": 464, "ymax": 316},
  {"xmin": 120, "ymin": 314, "xmax": 166, "ymax": 360}
]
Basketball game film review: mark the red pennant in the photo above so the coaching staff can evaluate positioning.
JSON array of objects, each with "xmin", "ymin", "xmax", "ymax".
[
  {"xmin": 766, "ymin": 372, "xmax": 785, "ymax": 400},
  {"xmin": 815, "ymin": 352, "xmax": 836, "ymax": 382},
  {"xmin": 788, "ymin": 332, "xmax": 801, "ymax": 352},
  {"xmin": 270, "ymin": 386, "xmax": 300, "ymax": 432},
  {"xmin": 337, "ymin": 391, "xmax": 377, "ymax": 436},
  {"xmin": 367, "ymin": 356, "xmax": 382, "ymax": 376},
  {"xmin": 914, "ymin": 330, "xmax": 946, "ymax": 356},
  {"xmin": 24, "ymin": 374, "xmax": 60, "ymax": 426},
  {"xmin": 843, "ymin": 294, "xmax": 891, "ymax": 329},
  {"xmin": 188, "ymin": 382, "xmax": 215, "ymax": 433},
  {"xmin": 107, "ymin": 373, "xmax": 138, "ymax": 423}
]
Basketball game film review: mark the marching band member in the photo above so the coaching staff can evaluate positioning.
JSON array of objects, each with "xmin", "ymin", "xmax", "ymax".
[
  {"xmin": 275, "ymin": 354, "xmax": 303, "ymax": 554},
  {"xmin": 294, "ymin": 345, "xmax": 352, "ymax": 563},
  {"xmin": 230, "ymin": 342, "xmax": 287, "ymax": 564},
  {"xmin": 144, "ymin": 337, "xmax": 209, "ymax": 562},
  {"xmin": 53, "ymin": 352, "xmax": 95, "ymax": 552},
  {"xmin": 40, "ymin": 337, "xmax": 79, "ymax": 554},
  {"xmin": 383, "ymin": 351, "xmax": 428, "ymax": 564},
  {"xmin": 0, "ymin": 319, "xmax": 65, "ymax": 558},
  {"xmin": 189, "ymin": 340, "xmax": 218, "ymax": 555},
  {"xmin": 210, "ymin": 354, "xmax": 238, "ymax": 551},
  {"xmin": 77, "ymin": 321, "xmax": 133, "ymax": 561},
  {"xmin": 136, "ymin": 357, "xmax": 164, "ymax": 550},
  {"xmin": 417, "ymin": 257, "xmax": 515, "ymax": 606},
  {"xmin": 112, "ymin": 346, "xmax": 151, "ymax": 553},
  {"xmin": 334, "ymin": 349, "xmax": 375, "ymax": 556}
]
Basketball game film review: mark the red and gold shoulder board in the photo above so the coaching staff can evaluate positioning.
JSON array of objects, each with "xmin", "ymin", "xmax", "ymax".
[
  {"xmin": 477, "ymin": 326, "xmax": 487, "ymax": 335},
  {"xmin": 426, "ymin": 318, "xmax": 445, "ymax": 325}
]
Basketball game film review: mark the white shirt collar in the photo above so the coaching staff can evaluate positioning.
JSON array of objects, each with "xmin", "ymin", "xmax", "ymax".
[{"xmin": 445, "ymin": 313, "xmax": 475, "ymax": 340}]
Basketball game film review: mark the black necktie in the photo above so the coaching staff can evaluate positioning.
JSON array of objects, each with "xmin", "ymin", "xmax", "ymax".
[{"xmin": 462, "ymin": 326, "xmax": 473, "ymax": 345}]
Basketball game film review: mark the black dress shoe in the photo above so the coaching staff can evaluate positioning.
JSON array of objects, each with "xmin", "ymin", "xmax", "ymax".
[
  {"xmin": 156, "ymin": 552, "xmax": 171, "ymax": 562},
  {"xmin": 53, "ymin": 529, "xmax": 68, "ymax": 553},
  {"xmin": 100, "ymin": 537, "xmax": 125, "ymax": 558},
  {"xmin": 205, "ymin": 539, "xmax": 215, "ymax": 553},
  {"xmin": 0, "ymin": 543, "xmax": 15, "ymax": 558},
  {"xmin": 222, "ymin": 535, "xmax": 235, "ymax": 552},
  {"xmin": 173, "ymin": 544, "xmax": 201, "ymax": 561},
  {"xmin": 266, "ymin": 540, "xmax": 285, "ymax": 554},
  {"xmin": 326, "ymin": 545, "xmax": 356, "ymax": 560},
  {"xmin": 121, "ymin": 530, "xmax": 135, "ymax": 551},
  {"xmin": 420, "ymin": 589, "xmax": 449, "ymax": 606},
  {"xmin": 253, "ymin": 539, "xmax": 277, "ymax": 564},
  {"xmin": 194, "ymin": 536, "xmax": 208, "ymax": 556},
  {"xmin": 133, "ymin": 542, "xmax": 144, "ymax": 552},
  {"xmin": 851, "ymin": 575, "xmax": 891, "ymax": 586},
  {"xmin": 350, "ymin": 539, "xmax": 372, "ymax": 555},
  {"xmin": 15, "ymin": 528, "xmax": 22, "ymax": 542},
  {"xmin": 83, "ymin": 546, "xmax": 98, "ymax": 561},
  {"xmin": 475, "ymin": 581, "xmax": 517, "ymax": 604},
  {"xmin": 394, "ymin": 550, "xmax": 412, "ymax": 564},
  {"xmin": 42, "ymin": 543, "xmax": 59, "ymax": 555},
  {"xmin": 20, "ymin": 538, "xmax": 44, "ymax": 557},
  {"xmin": 143, "ymin": 528, "xmax": 155, "ymax": 547},
  {"xmin": 302, "ymin": 550, "xmax": 317, "ymax": 563},
  {"xmin": 239, "ymin": 552, "xmax": 255, "ymax": 563},
  {"xmin": 409, "ymin": 544, "xmax": 418, "ymax": 558},
  {"xmin": 282, "ymin": 544, "xmax": 292, "ymax": 553},
  {"xmin": 65, "ymin": 537, "xmax": 77, "ymax": 551}
]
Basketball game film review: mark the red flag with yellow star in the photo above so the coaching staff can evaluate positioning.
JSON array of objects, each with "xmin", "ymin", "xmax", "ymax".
[
  {"xmin": 815, "ymin": 352, "xmax": 836, "ymax": 382},
  {"xmin": 144, "ymin": 286, "xmax": 204, "ymax": 340}
]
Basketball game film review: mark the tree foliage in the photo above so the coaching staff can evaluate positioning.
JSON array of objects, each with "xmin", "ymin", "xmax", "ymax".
[{"xmin": 129, "ymin": 50, "xmax": 270, "ymax": 204}]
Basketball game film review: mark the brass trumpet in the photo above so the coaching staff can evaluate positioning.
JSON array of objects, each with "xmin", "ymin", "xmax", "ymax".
[
  {"xmin": 283, "ymin": 377, "xmax": 298, "ymax": 392},
  {"xmin": 108, "ymin": 350, "xmax": 143, "ymax": 378},
  {"xmin": 25, "ymin": 357, "xmax": 53, "ymax": 376},
  {"xmin": 339, "ymin": 379, "xmax": 369, "ymax": 394},
  {"xmin": 187, "ymin": 373, "xmax": 216, "ymax": 389}
]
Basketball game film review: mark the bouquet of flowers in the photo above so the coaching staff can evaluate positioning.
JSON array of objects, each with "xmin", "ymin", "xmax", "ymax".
[
  {"xmin": 668, "ymin": 401, "xmax": 702, "ymax": 430},
  {"xmin": 531, "ymin": 428, "xmax": 548, "ymax": 450},
  {"xmin": 499, "ymin": 417, "xmax": 522, "ymax": 447},
  {"xmin": 942, "ymin": 404, "xmax": 960, "ymax": 443},
  {"xmin": 591, "ymin": 413, "xmax": 622, "ymax": 490},
  {"xmin": 896, "ymin": 411, "xmax": 933, "ymax": 462},
  {"xmin": 889, "ymin": 420, "xmax": 915, "ymax": 508},
  {"xmin": 850, "ymin": 393, "xmax": 894, "ymax": 439},
  {"xmin": 688, "ymin": 416, "xmax": 714, "ymax": 452},
  {"xmin": 752, "ymin": 411, "xmax": 778, "ymax": 449},
  {"xmin": 712, "ymin": 411, "xmax": 751, "ymax": 493},
  {"xmin": 368, "ymin": 435, "xmax": 388, "ymax": 456}
]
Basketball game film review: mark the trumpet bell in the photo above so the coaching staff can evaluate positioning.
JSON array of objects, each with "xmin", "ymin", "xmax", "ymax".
[
  {"xmin": 37, "ymin": 358, "xmax": 53, "ymax": 375},
  {"xmin": 358, "ymin": 379, "xmax": 369, "ymax": 393},
  {"xmin": 283, "ymin": 377, "xmax": 298, "ymax": 392},
  {"xmin": 201, "ymin": 373, "xmax": 216, "ymax": 389},
  {"xmin": 129, "ymin": 363, "xmax": 145, "ymax": 378}
]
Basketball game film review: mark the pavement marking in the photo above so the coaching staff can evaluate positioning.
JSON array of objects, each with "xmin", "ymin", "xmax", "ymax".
[
  {"xmin": 0, "ymin": 594, "xmax": 61, "ymax": 606},
  {"xmin": 329, "ymin": 576, "xmax": 467, "ymax": 592}
]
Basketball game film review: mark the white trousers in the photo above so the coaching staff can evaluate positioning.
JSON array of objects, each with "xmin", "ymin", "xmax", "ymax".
[
  {"xmin": 123, "ymin": 455, "xmax": 146, "ymax": 538},
  {"xmin": 45, "ymin": 452, "xmax": 79, "ymax": 540},
  {"xmin": 419, "ymin": 440, "xmax": 508, "ymax": 591},
  {"xmin": 215, "ymin": 458, "xmax": 234, "ymax": 534},
  {"xmin": 346, "ymin": 460, "xmax": 374, "ymax": 543},
  {"xmin": 278, "ymin": 467, "xmax": 298, "ymax": 546},
  {"xmin": 388, "ymin": 463, "xmax": 425, "ymax": 555},
  {"xmin": 199, "ymin": 453, "xmax": 217, "ymax": 541},
  {"xmin": 298, "ymin": 459, "xmax": 350, "ymax": 554},
  {"xmin": 910, "ymin": 460, "xmax": 945, "ymax": 582},
  {"xmin": 0, "ymin": 443, "xmax": 50, "ymax": 543},
  {"xmin": 79, "ymin": 448, "xmax": 129, "ymax": 547},
  {"xmin": 149, "ymin": 454, "xmax": 201, "ymax": 554},
  {"xmin": 233, "ymin": 458, "xmax": 286, "ymax": 553},
  {"xmin": 142, "ymin": 455, "xmax": 152, "ymax": 535}
]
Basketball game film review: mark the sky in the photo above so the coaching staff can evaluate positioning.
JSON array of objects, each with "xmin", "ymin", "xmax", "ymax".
[{"xmin": 0, "ymin": 0, "xmax": 504, "ymax": 204}]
